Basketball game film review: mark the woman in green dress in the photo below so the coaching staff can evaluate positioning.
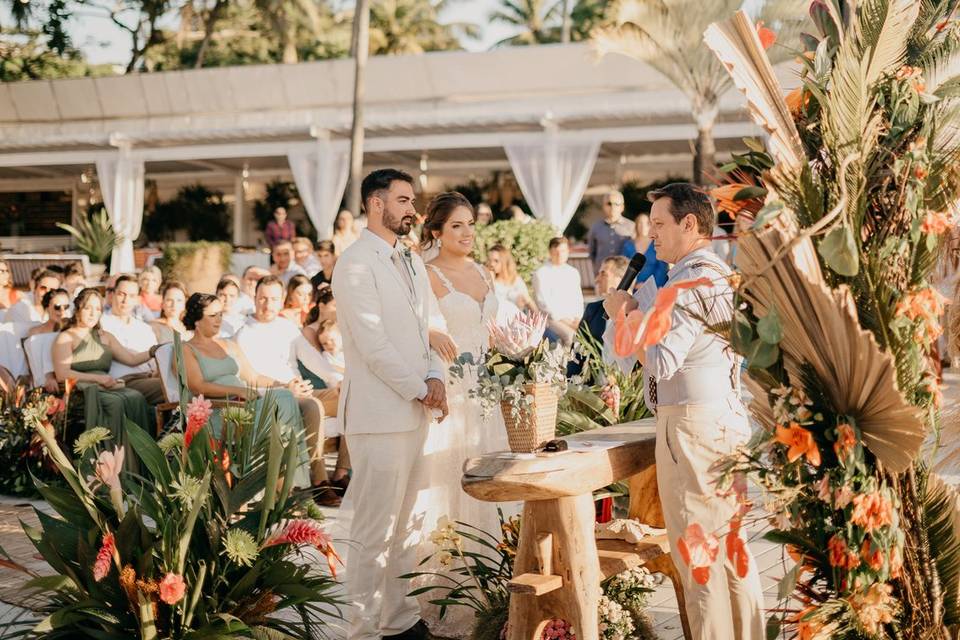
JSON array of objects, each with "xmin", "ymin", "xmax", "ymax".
[
  {"xmin": 52, "ymin": 288, "xmax": 155, "ymax": 465},
  {"xmin": 181, "ymin": 293, "xmax": 311, "ymax": 490}
]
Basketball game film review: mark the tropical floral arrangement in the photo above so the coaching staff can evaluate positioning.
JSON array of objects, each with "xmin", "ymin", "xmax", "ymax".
[
  {"xmin": 608, "ymin": 2, "xmax": 960, "ymax": 639},
  {"xmin": 404, "ymin": 512, "xmax": 657, "ymax": 640},
  {"xmin": 0, "ymin": 384, "xmax": 71, "ymax": 496},
  {"xmin": 3, "ymin": 392, "xmax": 341, "ymax": 639},
  {"xmin": 450, "ymin": 312, "xmax": 569, "ymax": 421}
]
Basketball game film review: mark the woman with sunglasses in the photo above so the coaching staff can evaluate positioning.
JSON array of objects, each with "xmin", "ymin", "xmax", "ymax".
[
  {"xmin": 26, "ymin": 289, "xmax": 71, "ymax": 338},
  {"xmin": 0, "ymin": 259, "xmax": 19, "ymax": 310}
]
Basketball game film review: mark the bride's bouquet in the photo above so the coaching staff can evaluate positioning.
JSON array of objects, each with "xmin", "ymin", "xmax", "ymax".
[{"xmin": 451, "ymin": 312, "xmax": 569, "ymax": 453}]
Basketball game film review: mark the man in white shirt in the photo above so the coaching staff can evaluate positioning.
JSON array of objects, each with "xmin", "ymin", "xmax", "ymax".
[
  {"xmin": 532, "ymin": 237, "xmax": 584, "ymax": 346},
  {"xmin": 216, "ymin": 278, "xmax": 246, "ymax": 338},
  {"xmin": 237, "ymin": 267, "xmax": 267, "ymax": 316},
  {"xmin": 99, "ymin": 274, "xmax": 165, "ymax": 404},
  {"xmin": 271, "ymin": 240, "xmax": 307, "ymax": 286},
  {"xmin": 4, "ymin": 269, "xmax": 60, "ymax": 324},
  {"xmin": 293, "ymin": 237, "xmax": 322, "ymax": 278},
  {"xmin": 235, "ymin": 275, "xmax": 343, "ymax": 504}
]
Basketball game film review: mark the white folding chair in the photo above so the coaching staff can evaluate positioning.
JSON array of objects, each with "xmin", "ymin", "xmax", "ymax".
[
  {"xmin": 0, "ymin": 322, "xmax": 30, "ymax": 379},
  {"xmin": 153, "ymin": 342, "xmax": 180, "ymax": 434},
  {"xmin": 22, "ymin": 332, "xmax": 57, "ymax": 389}
]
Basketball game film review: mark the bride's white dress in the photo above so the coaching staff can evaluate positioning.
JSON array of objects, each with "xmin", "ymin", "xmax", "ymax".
[{"xmin": 414, "ymin": 262, "xmax": 515, "ymax": 638}]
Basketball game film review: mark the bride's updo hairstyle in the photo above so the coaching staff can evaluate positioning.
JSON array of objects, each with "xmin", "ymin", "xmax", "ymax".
[{"xmin": 421, "ymin": 191, "xmax": 475, "ymax": 251}]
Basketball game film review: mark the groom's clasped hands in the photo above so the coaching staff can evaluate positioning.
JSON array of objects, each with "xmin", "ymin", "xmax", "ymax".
[{"xmin": 421, "ymin": 378, "xmax": 449, "ymax": 422}]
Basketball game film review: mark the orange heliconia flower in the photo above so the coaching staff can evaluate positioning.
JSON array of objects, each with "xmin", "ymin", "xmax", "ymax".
[
  {"xmin": 785, "ymin": 87, "xmax": 810, "ymax": 116},
  {"xmin": 920, "ymin": 210, "xmax": 954, "ymax": 235},
  {"xmin": 677, "ymin": 523, "xmax": 720, "ymax": 585},
  {"xmin": 828, "ymin": 534, "xmax": 860, "ymax": 570},
  {"xmin": 710, "ymin": 183, "xmax": 754, "ymax": 217},
  {"xmin": 775, "ymin": 423, "xmax": 821, "ymax": 466},
  {"xmin": 612, "ymin": 278, "xmax": 713, "ymax": 358},
  {"xmin": 851, "ymin": 491, "xmax": 895, "ymax": 533},
  {"xmin": 833, "ymin": 423, "xmax": 857, "ymax": 461},
  {"xmin": 613, "ymin": 304, "xmax": 646, "ymax": 358},
  {"xmin": 756, "ymin": 21, "xmax": 776, "ymax": 49}
]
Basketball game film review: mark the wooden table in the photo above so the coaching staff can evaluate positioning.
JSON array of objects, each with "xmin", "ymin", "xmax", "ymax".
[{"xmin": 463, "ymin": 422, "xmax": 691, "ymax": 640}]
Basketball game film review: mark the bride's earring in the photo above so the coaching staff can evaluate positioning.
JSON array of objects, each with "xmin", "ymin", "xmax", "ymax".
[{"xmin": 437, "ymin": 238, "xmax": 443, "ymax": 248}]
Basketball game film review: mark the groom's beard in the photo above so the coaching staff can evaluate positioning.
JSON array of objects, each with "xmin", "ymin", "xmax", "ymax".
[{"xmin": 384, "ymin": 212, "xmax": 415, "ymax": 236}]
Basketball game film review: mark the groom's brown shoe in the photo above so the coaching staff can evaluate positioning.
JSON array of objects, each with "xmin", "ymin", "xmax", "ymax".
[{"xmin": 384, "ymin": 619, "xmax": 429, "ymax": 640}]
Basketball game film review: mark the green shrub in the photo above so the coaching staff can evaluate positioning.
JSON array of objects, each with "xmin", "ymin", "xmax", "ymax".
[
  {"xmin": 145, "ymin": 184, "xmax": 230, "ymax": 242},
  {"xmin": 159, "ymin": 242, "xmax": 233, "ymax": 293},
  {"xmin": 473, "ymin": 219, "xmax": 556, "ymax": 283}
]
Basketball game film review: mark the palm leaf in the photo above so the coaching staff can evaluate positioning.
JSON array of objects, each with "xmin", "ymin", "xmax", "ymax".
[{"xmin": 924, "ymin": 472, "xmax": 960, "ymax": 629}]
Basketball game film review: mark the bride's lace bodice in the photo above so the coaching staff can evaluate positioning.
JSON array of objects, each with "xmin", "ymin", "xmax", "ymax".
[{"xmin": 428, "ymin": 263, "xmax": 498, "ymax": 357}]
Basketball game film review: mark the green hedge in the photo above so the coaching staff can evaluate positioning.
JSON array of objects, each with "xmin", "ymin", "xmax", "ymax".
[
  {"xmin": 159, "ymin": 241, "xmax": 233, "ymax": 293},
  {"xmin": 473, "ymin": 219, "xmax": 556, "ymax": 284}
]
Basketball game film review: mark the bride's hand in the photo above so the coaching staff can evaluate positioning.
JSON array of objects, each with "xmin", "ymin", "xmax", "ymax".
[{"xmin": 429, "ymin": 329, "xmax": 459, "ymax": 363}]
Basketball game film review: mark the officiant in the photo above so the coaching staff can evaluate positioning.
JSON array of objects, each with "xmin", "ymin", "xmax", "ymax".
[{"xmin": 602, "ymin": 183, "xmax": 763, "ymax": 640}]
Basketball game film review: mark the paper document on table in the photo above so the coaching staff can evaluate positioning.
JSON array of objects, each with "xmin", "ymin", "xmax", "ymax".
[{"xmin": 565, "ymin": 438, "xmax": 630, "ymax": 451}]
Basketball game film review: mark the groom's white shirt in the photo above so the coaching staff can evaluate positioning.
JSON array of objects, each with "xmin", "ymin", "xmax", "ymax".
[{"xmin": 332, "ymin": 230, "xmax": 444, "ymax": 434}]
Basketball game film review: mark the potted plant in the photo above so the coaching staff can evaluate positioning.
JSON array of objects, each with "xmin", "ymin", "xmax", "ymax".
[
  {"xmin": 56, "ymin": 207, "xmax": 119, "ymax": 281},
  {"xmin": 452, "ymin": 313, "xmax": 569, "ymax": 453}
]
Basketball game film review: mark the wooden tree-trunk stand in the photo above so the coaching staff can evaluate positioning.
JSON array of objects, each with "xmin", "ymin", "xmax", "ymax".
[{"xmin": 462, "ymin": 422, "xmax": 692, "ymax": 640}]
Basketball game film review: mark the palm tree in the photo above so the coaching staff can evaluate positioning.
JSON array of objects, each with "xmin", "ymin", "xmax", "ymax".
[
  {"xmin": 490, "ymin": 0, "xmax": 560, "ymax": 46},
  {"xmin": 592, "ymin": 0, "xmax": 806, "ymax": 183},
  {"xmin": 253, "ymin": 0, "xmax": 324, "ymax": 63},
  {"xmin": 347, "ymin": 0, "xmax": 371, "ymax": 217},
  {"xmin": 369, "ymin": 0, "xmax": 478, "ymax": 55}
]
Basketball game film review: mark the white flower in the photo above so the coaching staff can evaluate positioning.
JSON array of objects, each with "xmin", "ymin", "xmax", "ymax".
[
  {"xmin": 74, "ymin": 427, "xmax": 112, "ymax": 455},
  {"xmin": 437, "ymin": 551, "xmax": 453, "ymax": 567}
]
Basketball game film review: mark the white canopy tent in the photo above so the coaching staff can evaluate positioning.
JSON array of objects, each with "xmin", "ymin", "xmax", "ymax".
[{"xmin": 0, "ymin": 43, "xmax": 790, "ymax": 253}]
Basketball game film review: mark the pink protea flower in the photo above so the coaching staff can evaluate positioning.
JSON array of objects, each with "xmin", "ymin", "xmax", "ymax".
[
  {"xmin": 93, "ymin": 532, "xmax": 115, "ymax": 582},
  {"xmin": 263, "ymin": 519, "xmax": 343, "ymax": 578},
  {"xmin": 185, "ymin": 395, "xmax": 213, "ymax": 448},
  {"xmin": 488, "ymin": 312, "xmax": 547, "ymax": 360},
  {"xmin": 159, "ymin": 572, "xmax": 186, "ymax": 605}
]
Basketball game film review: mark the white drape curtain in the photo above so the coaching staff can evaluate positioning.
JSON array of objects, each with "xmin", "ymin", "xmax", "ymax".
[
  {"xmin": 96, "ymin": 150, "xmax": 145, "ymax": 275},
  {"xmin": 287, "ymin": 140, "xmax": 350, "ymax": 240},
  {"xmin": 504, "ymin": 134, "xmax": 601, "ymax": 233}
]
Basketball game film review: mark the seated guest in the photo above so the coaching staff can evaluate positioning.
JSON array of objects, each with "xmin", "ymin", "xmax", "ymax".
[
  {"xmin": 138, "ymin": 266, "xmax": 163, "ymax": 320},
  {"xmin": 476, "ymin": 202, "xmax": 494, "ymax": 226},
  {"xmin": 52, "ymin": 288, "xmax": 154, "ymax": 466},
  {"xmin": 181, "ymin": 293, "xmax": 312, "ymax": 490},
  {"xmin": 302, "ymin": 285, "xmax": 337, "ymax": 348},
  {"xmin": 26, "ymin": 288, "xmax": 71, "ymax": 338},
  {"xmin": 235, "ymin": 276, "xmax": 345, "ymax": 504},
  {"xmin": 293, "ymin": 237, "xmax": 322, "ymax": 278},
  {"xmin": 486, "ymin": 244, "xmax": 537, "ymax": 313},
  {"xmin": 237, "ymin": 266, "xmax": 268, "ymax": 316},
  {"xmin": 332, "ymin": 209, "xmax": 359, "ymax": 255},
  {"xmin": 4, "ymin": 268, "xmax": 61, "ymax": 324},
  {"xmin": 532, "ymin": 237, "xmax": 584, "ymax": 346},
  {"xmin": 309, "ymin": 316, "xmax": 350, "ymax": 489},
  {"xmin": 271, "ymin": 240, "xmax": 307, "ymax": 285},
  {"xmin": 568, "ymin": 257, "xmax": 629, "ymax": 378},
  {"xmin": 99, "ymin": 274, "xmax": 164, "ymax": 404},
  {"xmin": 149, "ymin": 280, "xmax": 190, "ymax": 343},
  {"xmin": 310, "ymin": 240, "xmax": 337, "ymax": 289},
  {"xmin": 216, "ymin": 278, "xmax": 246, "ymax": 338},
  {"xmin": 62, "ymin": 262, "xmax": 87, "ymax": 299},
  {"xmin": 0, "ymin": 259, "xmax": 19, "ymax": 311},
  {"xmin": 279, "ymin": 274, "xmax": 313, "ymax": 327}
]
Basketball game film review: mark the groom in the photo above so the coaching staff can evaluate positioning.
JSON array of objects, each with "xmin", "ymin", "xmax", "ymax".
[{"xmin": 333, "ymin": 168, "xmax": 448, "ymax": 640}]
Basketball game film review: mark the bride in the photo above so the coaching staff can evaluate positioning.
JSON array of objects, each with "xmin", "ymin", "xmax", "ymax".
[{"xmin": 415, "ymin": 192, "xmax": 514, "ymax": 638}]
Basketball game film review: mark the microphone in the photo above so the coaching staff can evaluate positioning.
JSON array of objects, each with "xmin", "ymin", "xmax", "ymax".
[
  {"xmin": 616, "ymin": 253, "xmax": 647, "ymax": 291},
  {"xmin": 601, "ymin": 252, "xmax": 647, "ymax": 320}
]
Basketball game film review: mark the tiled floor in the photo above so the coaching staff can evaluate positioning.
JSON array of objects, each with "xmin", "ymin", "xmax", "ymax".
[{"xmin": 2, "ymin": 372, "xmax": 957, "ymax": 639}]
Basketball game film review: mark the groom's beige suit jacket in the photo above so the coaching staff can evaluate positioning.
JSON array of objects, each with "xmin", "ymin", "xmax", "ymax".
[{"xmin": 332, "ymin": 230, "xmax": 445, "ymax": 435}]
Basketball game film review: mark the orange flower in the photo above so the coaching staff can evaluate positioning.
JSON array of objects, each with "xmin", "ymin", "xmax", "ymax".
[
  {"xmin": 889, "ymin": 544, "xmax": 903, "ymax": 578},
  {"xmin": 828, "ymin": 534, "xmax": 860, "ymax": 570},
  {"xmin": 710, "ymin": 183, "xmax": 753, "ymax": 217},
  {"xmin": 785, "ymin": 87, "xmax": 810, "ymax": 116},
  {"xmin": 677, "ymin": 523, "xmax": 720, "ymax": 585},
  {"xmin": 851, "ymin": 490, "xmax": 895, "ymax": 533},
  {"xmin": 920, "ymin": 210, "xmax": 954, "ymax": 235},
  {"xmin": 158, "ymin": 572, "xmax": 186, "ymax": 605},
  {"xmin": 725, "ymin": 517, "xmax": 750, "ymax": 578},
  {"xmin": 833, "ymin": 423, "xmax": 857, "ymax": 461},
  {"xmin": 93, "ymin": 532, "xmax": 116, "ymax": 582},
  {"xmin": 775, "ymin": 423, "xmax": 821, "ymax": 466},
  {"xmin": 64, "ymin": 377, "xmax": 77, "ymax": 397},
  {"xmin": 896, "ymin": 287, "xmax": 949, "ymax": 342},
  {"xmin": 613, "ymin": 304, "xmax": 646, "ymax": 358},
  {"xmin": 756, "ymin": 21, "xmax": 776, "ymax": 49},
  {"xmin": 860, "ymin": 538, "xmax": 885, "ymax": 571},
  {"xmin": 896, "ymin": 65, "xmax": 926, "ymax": 93},
  {"xmin": 643, "ymin": 278, "xmax": 714, "ymax": 349}
]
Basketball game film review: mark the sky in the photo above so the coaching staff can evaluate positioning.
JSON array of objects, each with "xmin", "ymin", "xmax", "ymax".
[{"xmin": 65, "ymin": 0, "xmax": 515, "ymax": 66}]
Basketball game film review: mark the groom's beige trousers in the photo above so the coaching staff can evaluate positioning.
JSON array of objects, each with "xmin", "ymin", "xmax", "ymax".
[
  {"xmin": 655, "ymin": 401, "xmax": 765, "ymax": 640},
  {"xmin": 346, "ymin": 427, "xmax": 428, "ymax": 640}
]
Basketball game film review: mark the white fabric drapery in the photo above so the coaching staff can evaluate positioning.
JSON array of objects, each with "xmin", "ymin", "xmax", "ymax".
[
  {"xmin": 504, "ymin": 133, "xmax": 601, "ymax": 233},
  {"xmin": 287, "ymin": 140, "xmax": 350, "ymax": 240},
  {"xmin": 96, "ymin": 149, "xmax": 145, "ymax": 275}
]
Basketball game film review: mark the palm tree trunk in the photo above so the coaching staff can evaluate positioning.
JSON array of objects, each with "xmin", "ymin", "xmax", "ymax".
[
  {"xmin": 693, "ymin": 125, "xmax": 716, "ymax": 185},
  {"xmin": 194, "ymin": 0, "xmax": 228, "ymax": 69},
  {"xmin": 347, "ymin": 0, "xmax": 371, "ymax": 217},
  {"xmin": 561, "ymin": 0, "xmax": 571, "ymax": 43},
  {"xmin": 282, "ymin": 23, "xmax": 298, "ymax": 63}
]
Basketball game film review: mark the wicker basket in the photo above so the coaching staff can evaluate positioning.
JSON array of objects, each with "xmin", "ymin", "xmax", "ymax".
[{"xmin": 500, "ymin": 382, "xmax": 559, "ymax": 453}]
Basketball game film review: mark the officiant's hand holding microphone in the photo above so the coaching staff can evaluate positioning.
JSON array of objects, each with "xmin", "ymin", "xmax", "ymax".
[{"xmin": 602, "ymin": 252, "xmax": 646, "ymax": 319}]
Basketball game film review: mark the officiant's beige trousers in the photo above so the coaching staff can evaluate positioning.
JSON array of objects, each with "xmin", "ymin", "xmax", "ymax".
[
  {"xmin": 346, "ymin": 428, "xmax": 428, "ymax": 640},
  {"xmin": 655, "ymin": 401, "xmax": 765, "ymax": 640}
]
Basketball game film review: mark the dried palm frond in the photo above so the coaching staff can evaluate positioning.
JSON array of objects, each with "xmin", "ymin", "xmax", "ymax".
[
  {"xmin": 736, "ymin": 212, "xmax": 925, "ymax": 472},
  {"xmin": 923, "ymin": 472, "xmax": 960, "ymax": 629},
  {"xmin": 703, "ymin": 10, "xmax": 805, "ymax": 170}
]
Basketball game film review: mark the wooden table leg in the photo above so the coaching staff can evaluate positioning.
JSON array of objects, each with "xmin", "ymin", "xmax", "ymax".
[{"xmin": 507, "ymin": 494, "xmax": 600, "ymax": 640}]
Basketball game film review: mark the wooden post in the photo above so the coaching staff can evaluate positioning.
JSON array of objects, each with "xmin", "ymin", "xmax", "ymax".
[{"xmin": 507, "ymin": 495, "xmax": 600, "ymax": 640}]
